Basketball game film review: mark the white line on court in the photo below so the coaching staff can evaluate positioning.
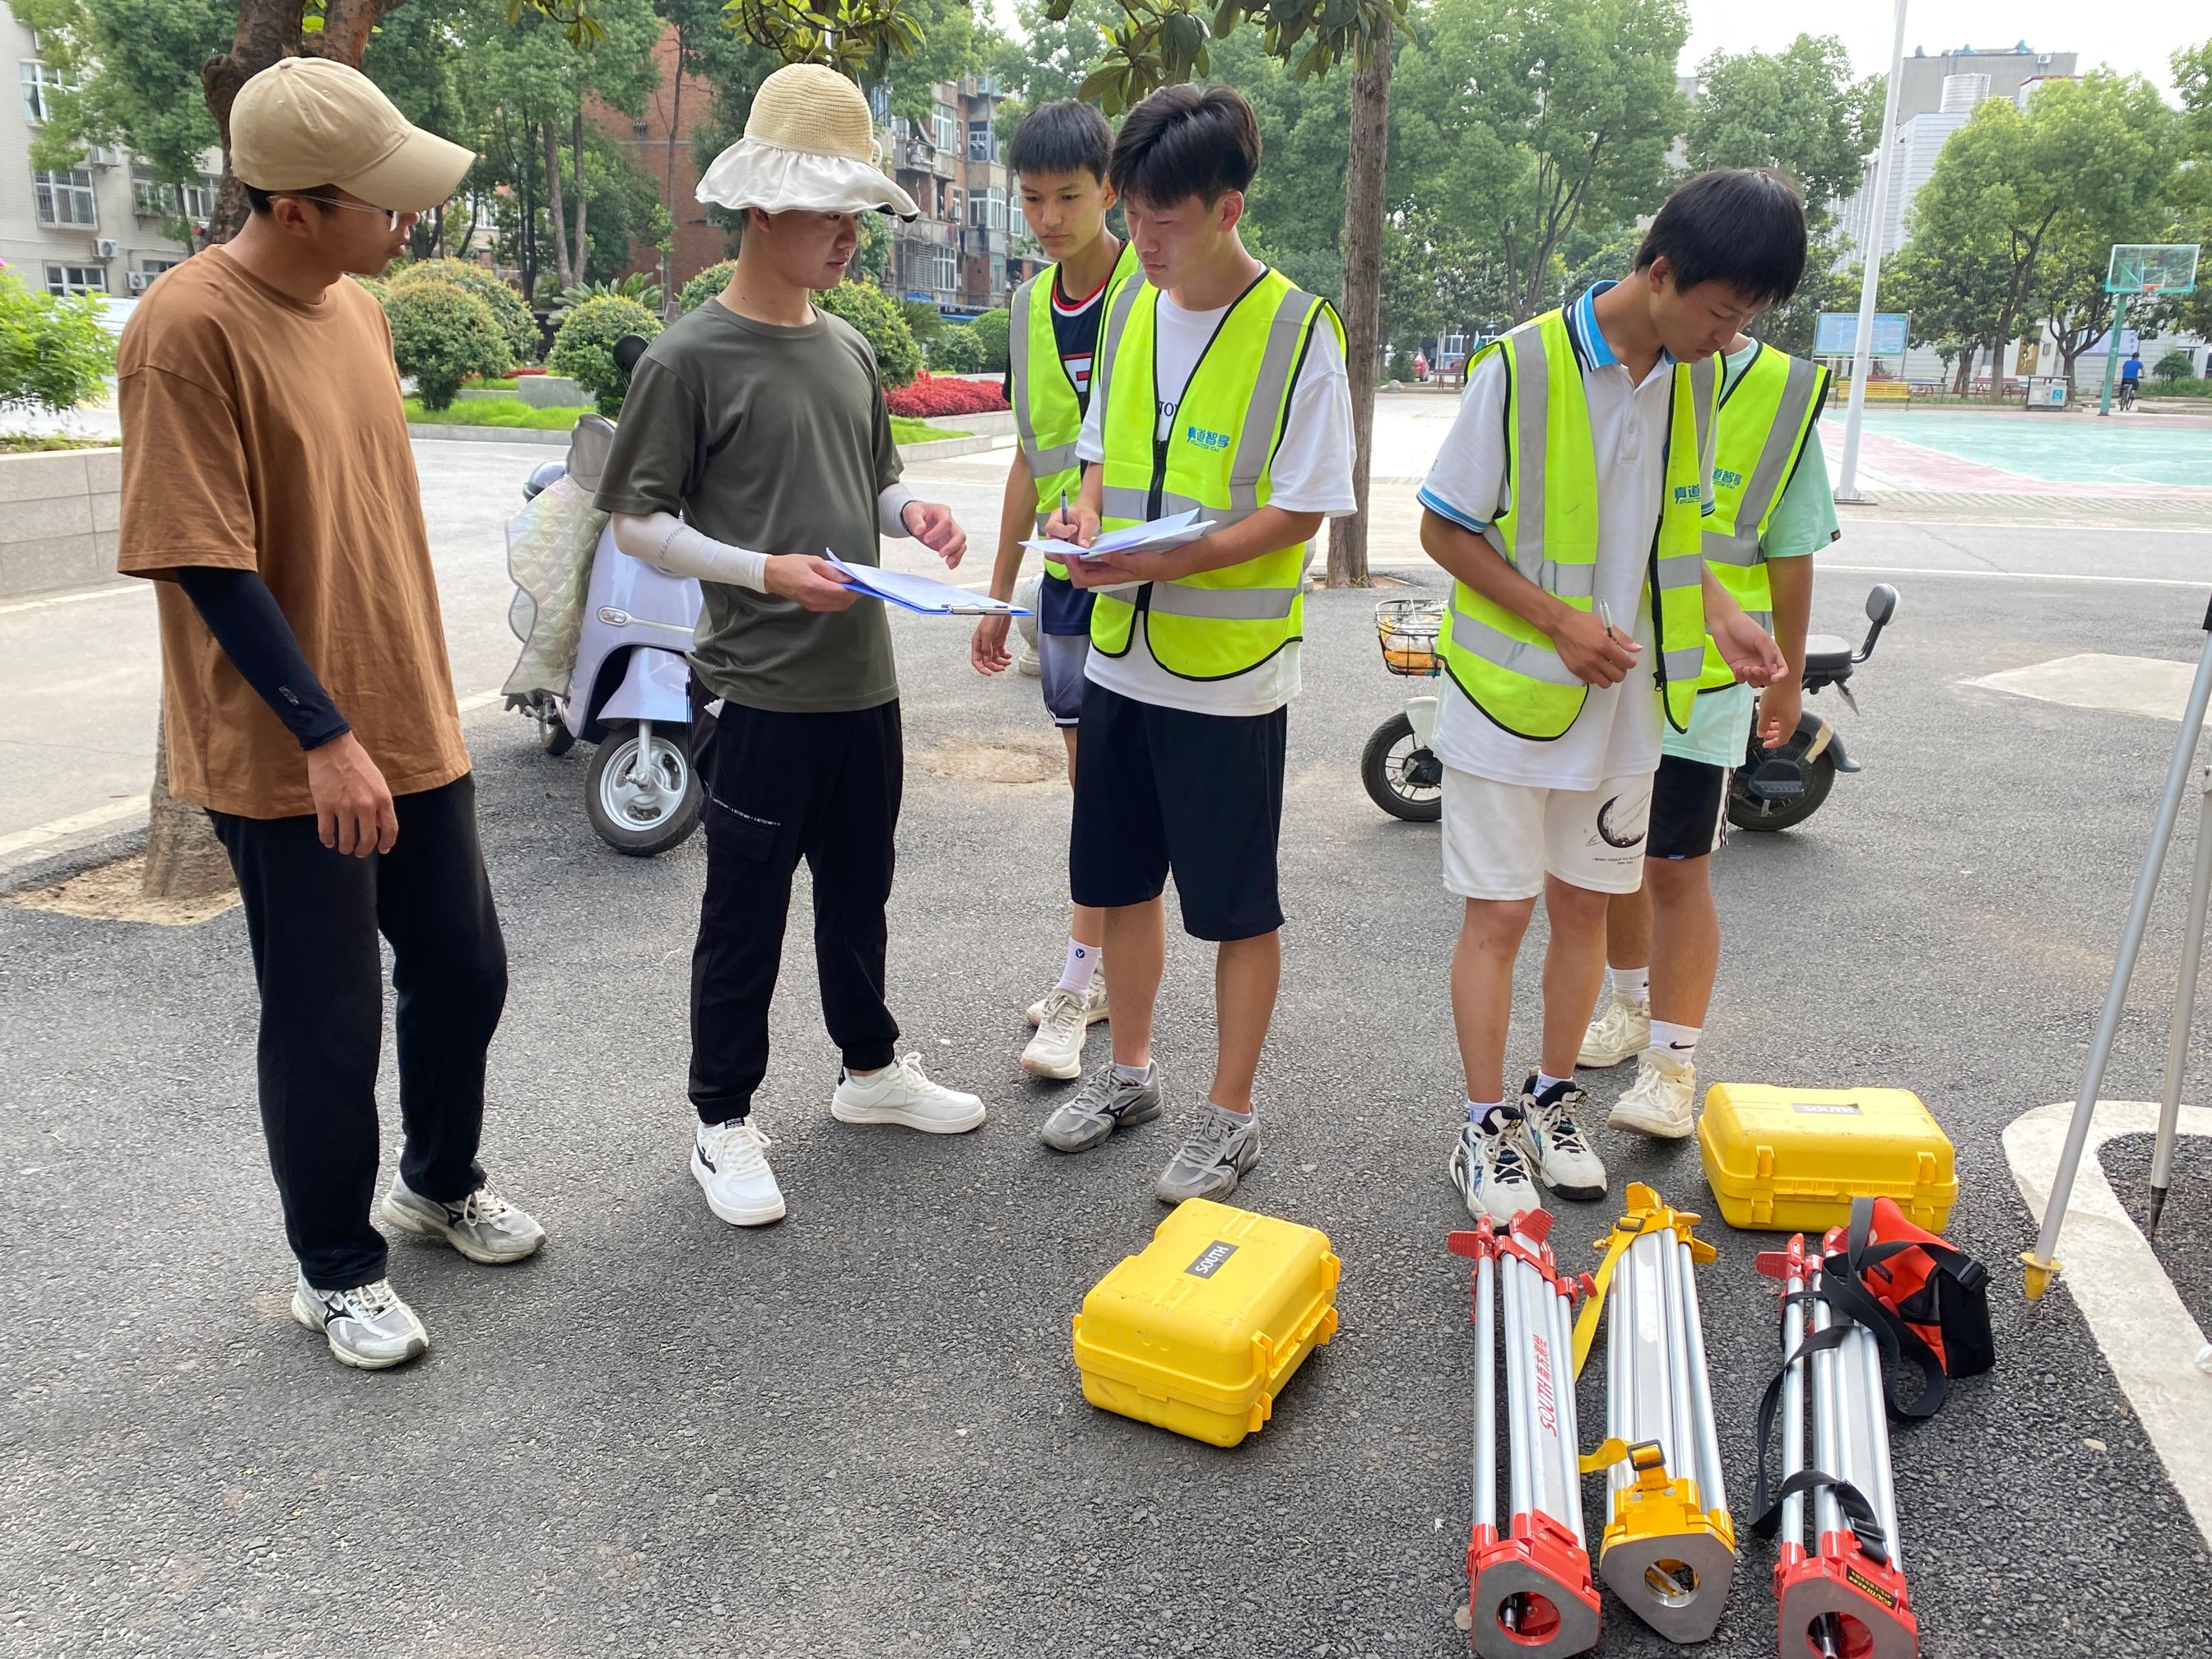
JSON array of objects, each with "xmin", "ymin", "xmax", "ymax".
[
  {"xmin": 2003, "ymin": 1099, "xmax": 2212, "ymax": 1550},
  {"xmin": 0, "ymin": 582, "xmax": 146, "ymax": 617}
]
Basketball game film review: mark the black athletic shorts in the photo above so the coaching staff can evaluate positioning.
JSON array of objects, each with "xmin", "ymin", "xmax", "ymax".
[
  {"xmin": 1069, "ymin": 679, "xmax": 1287, "ymax": 941},
  {"xmin": 1647, "ymin": 753, "xmax": 1731, "ymax": 862}
]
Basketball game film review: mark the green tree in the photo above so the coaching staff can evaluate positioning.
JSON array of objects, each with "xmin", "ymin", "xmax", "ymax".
[
  {"xmin": 383, "ymin": 280, "xmax": 510, "ymax": 409},
  {"xmin": 988, "ymin": 0, "xmax": 1122, "ymax": 128},
  {"xmin": 817, "ymin": 280, "xmax": 922, "ymax": 387},
  {"xmin": 550, "ymin": 292, "xmax": 662, "ymax": 413},
  {"xmin": 679, "ymin": 259, "xmax": 738, "ymax": 312},
  {"xmin": 968, "ymin": 306, "xmax": 1011, "ymax": 374},
  {"xmin": 1394, "ymin": 0, "xmax": 1687, "ymax": 323},
  {"xmin": 2159, "ymin": 40, "xmax": 2212, "ymax": 342},
  {"xmin": 0, "ymin": 271, "xmax": 117, "ymax": 414},
  {"xmin": 388, "ymin": 258, "xmax": 542, "ymax": 365},
  {"xmin": 1683, "ymin": 35, "xmax": 1883, "ymax": 217}
]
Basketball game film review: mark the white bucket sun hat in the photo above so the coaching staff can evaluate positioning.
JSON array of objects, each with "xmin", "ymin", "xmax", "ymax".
[{"xmin": 697, "ymin": 63, "xmax": 919, "ymax": 220}]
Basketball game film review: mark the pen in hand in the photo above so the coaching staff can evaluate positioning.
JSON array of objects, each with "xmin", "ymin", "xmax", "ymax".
[{"xmin": 1598, "ymin": 600, "xmax": 1617, "ymax": 642}]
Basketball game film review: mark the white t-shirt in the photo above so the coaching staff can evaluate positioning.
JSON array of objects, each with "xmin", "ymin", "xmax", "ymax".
[
  {"xmin": 1076, "ymin": 284, "xmax": 1357, "ymax": 717},
  {"xmin": 1417, "ymin": 287, "xmax": 1714, "ymax": 790}
]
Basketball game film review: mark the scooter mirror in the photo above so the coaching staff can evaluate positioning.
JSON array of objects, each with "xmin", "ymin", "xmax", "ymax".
[
  {"xmin": 1854, "ymin": 583, "xmax": 1900, "ymax": 664},
  {"xmin": 612, "ymin": 333, "xmax": 649, "ymax": 375}
]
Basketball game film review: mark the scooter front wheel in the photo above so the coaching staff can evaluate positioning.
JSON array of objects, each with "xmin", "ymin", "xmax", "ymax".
[
  {"xmin": 585, "ymin": 723, "xmax": 704, "ymax": 856},
  {"xmin": 1360, "ymin": 711, "xmax": 1444, "ymax": 823}
]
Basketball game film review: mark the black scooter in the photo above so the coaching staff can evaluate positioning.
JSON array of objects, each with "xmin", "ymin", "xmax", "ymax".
[{"xmin": 1729, "ymin": 583, "xmax": 1898, "ymax": 833}]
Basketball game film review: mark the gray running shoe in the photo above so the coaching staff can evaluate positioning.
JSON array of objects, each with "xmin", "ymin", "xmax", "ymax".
[
  {"xmin": 382, "ymin": 1175, "xmax": 546, "ymax": 1265},
  {"xmin": 1039, "ymin": 1061, "xmax": 1161, "ymax": 1152},
  {"xmin": 1155, "ymin": 1103, "xmax": 1261, "ymax": 1205},
  {"xmin": 291, "ymin": 1273, "xmax": 429, "ymax": 1370}
]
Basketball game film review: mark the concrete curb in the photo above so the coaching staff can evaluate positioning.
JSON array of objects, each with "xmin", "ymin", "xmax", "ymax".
[
  {"xmin": 408, "ymin": 423, "xmax": 574, "ymax": 447},
  {"xmin": 902, "ymin": 434, "xmax": 1005, "ymax": 462}
]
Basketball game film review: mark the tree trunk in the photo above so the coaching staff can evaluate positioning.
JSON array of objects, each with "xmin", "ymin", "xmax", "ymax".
[
  {"xmin": 1325, "ymin": 33, "xmax": 1391, "ymax": 591},
  {"xmin": 570, "ymin": 106, "xmax": 588, "ymax": 284},
  {"xmin": 142, "ymin": 718, "xmax": 235, "ymax": 901},
  {"xmin": 662, "ymin": 35, "xmax": 685, "ymax": 319},
  {"xmin": 543, "ymin": 119, "xmax": 574, "ymax": 288},
  {"xmin": 1951, "ymin": 346, "xmax": 1973, "ymax": 396}
]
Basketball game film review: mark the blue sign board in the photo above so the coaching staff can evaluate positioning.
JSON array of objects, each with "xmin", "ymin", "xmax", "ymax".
[{"xmin": 1815, "ymin": 313, "xmax": 1909, "ymax": 357}]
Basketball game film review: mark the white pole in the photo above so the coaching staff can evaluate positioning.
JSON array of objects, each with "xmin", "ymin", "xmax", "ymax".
[{"xmin": 1833, "ymin": 0, "xmax": 1908, "ymax": 504}]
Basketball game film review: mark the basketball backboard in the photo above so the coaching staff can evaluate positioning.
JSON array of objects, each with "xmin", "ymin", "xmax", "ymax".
[{"xmin": 2107, "ymin": 244, "xmax": 2200, "ymax": 296}]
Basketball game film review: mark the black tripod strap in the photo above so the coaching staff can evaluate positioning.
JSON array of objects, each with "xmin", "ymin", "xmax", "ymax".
[{"xmin": 1748, "ymin": 1322, "xmax": 1894, "ymax": 1566}]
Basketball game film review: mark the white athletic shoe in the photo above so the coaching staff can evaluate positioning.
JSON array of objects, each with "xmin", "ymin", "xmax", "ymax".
[
  {"xmin": 1021, "ymin": 987, "xmax": 1094, "ymax": 1080},
  {"xmin": 291, "ymin": 1273, "xmax": 429, "ymax": 1370},
  {"xmin": 693, "ymin": 1118, "xmax": 785, "ymax": 1227},
  {"xmin": 1027, "ymin": 970, "xmax": 1108, "ymax": 1029},
  {"xmin": 381, "ymin": 1175, "xmax": 546, "ymax": 1264},
  {"xmin": 1448, "ymin": 1110, "xmax": 1541, "ymax": 1224},
  {"xmin": 1515, "ymin": 1074, "xmax": 1609, "ymax": 1202},
  {"xmin": 831, "ymin": 1053, "xmax": 987, "ymax": 1135},
  {"xmin": 1578, "ymin": 994, "xmax": 1651, "ymax": 1070},
  {"xmin": 1609, "ymin": 1050, "xmax": 1698, "ymax": 1141}
]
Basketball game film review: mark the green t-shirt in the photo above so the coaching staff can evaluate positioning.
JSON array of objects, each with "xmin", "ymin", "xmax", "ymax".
[
  {"xmin": 1666, "ymin": 343, "xmax": 1840, "ymax": 768},
  {"xmin": 593, "ymin": 300, "xmax": 903, "ymax": 714}
]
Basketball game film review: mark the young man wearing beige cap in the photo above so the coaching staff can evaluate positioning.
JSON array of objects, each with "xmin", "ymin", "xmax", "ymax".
[
  {"xmin": 115, "ymin": 58, "xmax": 542, "ymax": 1373},
  {"xmin": 596, "ymin": 64, "xmax": 983, "ymax": 1229}
]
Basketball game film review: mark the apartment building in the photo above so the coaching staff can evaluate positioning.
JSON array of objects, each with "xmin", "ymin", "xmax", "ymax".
[
  {"xmin": 2, "ymin": 8, "xmax": 210, "ymax": 297},
  {"xmin": 884, "ymin": 75, "xmax": 1044, "ymax": 317}
]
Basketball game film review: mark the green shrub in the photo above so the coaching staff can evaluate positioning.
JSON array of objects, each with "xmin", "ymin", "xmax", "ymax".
[
  {"xmin": 969, "ymin": 307, "xmax": 1011, "ymax": 374},
  {"xmin": 930, "ymin": 323, "xmax": 987, "ymax": 374},
  {"xmin": 678, "ymin": 261, "xmax": 738, "ymax": 314},
  {"xmin": 388, "ymin": 258, "xmax": 541, "ymax": 367},
  {"xmin": 2151, "ymin": 350, "xmax": 2197, "ymax": 387},
  {"xmin": 550, "ymin": 295, "xmax": 662, "ymax": 416},
  {"xmin": 381, "ymin": 281, "xmax": 510, "ymax": 412},
  {"xmin": 899, "ymin": 299, "xmax": 946, "ymax": 350},
  {"xmin": 551, "ymin": 274, "xmax": 663, "ymax": 326},
  {"xmin": 816, "ymin": 281, "xmax": 922, "ymax": 388},
  {"xmin": 0, "ymin": 270, "xmax": 114, "ymax": 414}
]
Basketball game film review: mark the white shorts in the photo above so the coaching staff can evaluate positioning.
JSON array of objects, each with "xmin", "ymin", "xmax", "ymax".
[{"xmin": 1441, "ymin": 768, "xmax": 1657, "ymax": 901}]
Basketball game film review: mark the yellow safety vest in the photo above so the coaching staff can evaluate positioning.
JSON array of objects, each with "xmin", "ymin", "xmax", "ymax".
[
  {"xmin": 1009, "ymin": 243, "xmax": 1141, "ymax": 581},
  {"xmin": 1088, "ymin": 267, "xmax": 1343, "ymax": 681},
  {"xmin": 1697, "ymin": 342, "xmax": 1830, "ymax": 691},
  {"xmin": 1436, "ymin": 309, "xmax": 1714, "ymax": 740}
]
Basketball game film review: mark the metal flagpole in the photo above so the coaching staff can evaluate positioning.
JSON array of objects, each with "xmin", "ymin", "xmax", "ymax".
[
  {"xmin": 2024, "ymin": 594, "xmax": 2212, "ymax": 1297},
  {"xmin": 1833, "ymin": 0, "xmax": 1908, "ymax": 505}
]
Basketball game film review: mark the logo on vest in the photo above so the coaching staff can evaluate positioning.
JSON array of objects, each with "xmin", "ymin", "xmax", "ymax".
[
  {"xmin": 1185, "ymin": 422, "xmax": 1232, "ymax": 453},
  {"xmin": 1670, "ymin": 482, "xmax": 1704, "ymax": 504},
  {"xmin": 1712, "ymin": 467, "xmax": 1745, "ymax": 490}
]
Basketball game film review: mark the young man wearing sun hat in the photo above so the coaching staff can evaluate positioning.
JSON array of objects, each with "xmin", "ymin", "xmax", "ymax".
[
  {"xmin": 596, "ymin": 64, "xmax": 983, "ymax": 1230},
  {"xmin": 114, "ymin": 58, "xmax": 545, "ymax": 1372}
]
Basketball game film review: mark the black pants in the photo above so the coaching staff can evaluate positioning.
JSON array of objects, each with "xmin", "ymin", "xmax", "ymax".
[
  {"xmin": 208, "ymin": 775, "xmax": 507, "ymax": 1291},
  {"xmin": 689, "ymin": 689, "xmax": 903, "ymax": 1124}
]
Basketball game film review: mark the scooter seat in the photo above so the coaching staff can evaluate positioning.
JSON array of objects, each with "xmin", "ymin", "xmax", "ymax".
[{"xmin": 1802, "ymin": 634, "xmax": 1854, "ymax": 678}]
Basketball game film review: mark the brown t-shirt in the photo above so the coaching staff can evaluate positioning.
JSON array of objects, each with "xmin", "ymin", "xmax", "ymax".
[{"xmin": 115, "ymin": 246, "xmax": 468, "ymax": 819}]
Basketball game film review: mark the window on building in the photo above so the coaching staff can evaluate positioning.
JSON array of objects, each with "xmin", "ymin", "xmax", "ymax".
[
  {"xmin": 45, "ymin": 263, "xmax": 107, "ymax": 296},
  {"xmin": 933, "ymin": 102, "xmax": 959, "ymax": 152},
  {"xmin": 184, "ymin": 175, "xmax": 216, "ymax": 219},
  {"xmin": 967, "ymin": 120, "xmax": 993, "ymax": 162},
  {"xmin": 988, "ymin": 188, "xmax": 1006, "ymax": 231},
  {"xmin": 33, "ymin": 167, "xmax": 96, "ymax": 228},
  {"xmin": 21, "ymin": 61, "xmax": 71, "ymax": 124},
  {"xmin": 142, "ymin": 258, "xmax": 179, "ymax": 276},
  {"xmin": 949, "ymin": 186, "xmax": 964, "ymax": 225},
  {"xmin": 934, "ymin": 248, "xmax": 958, "ymax": 295},
  {"xmin": 1010, "ymin": 198, "xmax": 1026, "ymax": 241}
]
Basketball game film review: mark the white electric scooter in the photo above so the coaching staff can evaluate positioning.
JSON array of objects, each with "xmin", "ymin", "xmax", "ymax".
[{"xmin": 503, "ymin": 339, "xmax": 704, "ymax": 855}]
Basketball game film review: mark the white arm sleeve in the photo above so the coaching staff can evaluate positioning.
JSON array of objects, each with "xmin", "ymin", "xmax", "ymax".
[
  {"xmin": 877, "ymin": 482, "xmax": 917, "ymax": 538},
  {"xmin": 611, "ymin": 512, "xmax": 769, "ymax": 593}
]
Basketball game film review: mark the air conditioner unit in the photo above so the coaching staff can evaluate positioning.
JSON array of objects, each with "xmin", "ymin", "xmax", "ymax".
[
  {"xmin": 127, "ymin": 272, "xmax": 150, "ymax": 294},
  {"xmin": 95, "ymin": 239, "xmax": 119, "ymax": 259},
  {"xmin": 86, "ymin": 146, "xmax": 120, "ymax": 169}
]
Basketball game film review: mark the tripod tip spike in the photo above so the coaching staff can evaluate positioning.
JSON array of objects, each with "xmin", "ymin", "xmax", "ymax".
[
  {"xmin": 2147, "ymin": 1184, "xmax": 2169, "ymax": 1242},
  {"xmin": 2020, "ymin": 1248, "xmax": 2061, "ymax": 1302}
]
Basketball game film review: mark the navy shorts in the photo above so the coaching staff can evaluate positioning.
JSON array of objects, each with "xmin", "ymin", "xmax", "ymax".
[
  {"xmin": 1647, "ymin": 754, "xmax": 1730, "ymax": 861},
  {"xmin": 1038, "ymin": 631, "xmax": 1090, "ymax": 727},
  {"xmin": 1069, "ymin": 680, "xmax": 1287, "ymax": 942}
]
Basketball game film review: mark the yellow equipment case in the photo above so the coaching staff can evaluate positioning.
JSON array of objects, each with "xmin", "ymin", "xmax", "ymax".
[
  {"xmin": 1698, "ymin": 1083, "xmax": 1958, "ymax": 1234},
  {"xmin": 1071, "ymin": 1199, "xmax": 1341, "ymax": 1448}
]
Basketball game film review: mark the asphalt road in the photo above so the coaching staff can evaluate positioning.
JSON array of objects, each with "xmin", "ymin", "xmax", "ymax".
[{"xmin": 5, "ymin": 559, "xmax": 2212, "ymax": 1656}]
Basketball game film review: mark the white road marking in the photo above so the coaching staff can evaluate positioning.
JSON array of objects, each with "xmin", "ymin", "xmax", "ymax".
[
  {"xmin": 1963, "ymin": 653, "xmax": 2203, "ymax": 721},
  {"xmin": 0, "ymin": 582, "xmax": 146, "ymax": 617},
  {"xmin": 1360, "ymin": 555, "xmax": 2212, "ymax": 584},
  {"xmin": 2003, "ymin": 1099, "xmax": 2212, "ymax": 1550}
]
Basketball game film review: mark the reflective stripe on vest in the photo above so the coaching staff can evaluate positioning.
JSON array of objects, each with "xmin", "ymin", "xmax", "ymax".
[
  {"xmin": 1435, "ymin": 309, "xmax": 1713, "ymax": 739},
  {"xmin": 1088, "ymin": 269, "xmax": 1341, "ymax": 680},
  {"xmin": 1011, "ymin": 244, "xmax": 1141, "ymax": 579},
  {"xmin": 1696, "ymin": 343, "xmax": 1829, "ymax": 691}
]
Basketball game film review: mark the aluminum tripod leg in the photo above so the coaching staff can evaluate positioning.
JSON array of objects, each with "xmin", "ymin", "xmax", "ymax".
[
  {"xmin": 2027, "ymin": 622, "xmax": 2212, "ymax": 1297},
  {"xmin": 2150, "ymin": 760, "xmax": 2212, "ymax": 1240}
]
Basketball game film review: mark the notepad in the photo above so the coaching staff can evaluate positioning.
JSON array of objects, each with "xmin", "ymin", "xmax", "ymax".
[
  {"xmin": 822, "ymin": 553, "xmax": 1030, "ymax": 616},
  {"xmin": 1023, "ymin": 507, "xmax": 1216, "ymax": 562}
]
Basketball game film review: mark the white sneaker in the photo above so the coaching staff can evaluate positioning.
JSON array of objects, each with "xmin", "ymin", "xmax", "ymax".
[
  {"xmin": 1448, "ymin": 1110, "xmax": 1541, "ymax": 1224},
  {"xmin": 1578, "ymin": 994, "xmax": 1650, "ymax": 1069},
  {"xmin": 831, "ymin": 1053, "xmax": 987, "ymax": 1134},
  {"xmin": 1021, "ymin": 987, "xmax": 1094, "ymax": 1079},
  {"xmin": 382, "ymin": 1174, "xmax": 546, "ymax": 1264},
  {"xmin": 1515, "ymin": 1074, "xmax": 1609, "ymax": 1202},
  {"xmin": 1609, "ymin": 1050, "xmax": 1698, "ymax": 1141},
  {"xmin": 291, "ymin": 1273, "xmax": 429, "ymax": 1370},
  {"xmin": 693, "ymin": 1118, "xmax": 785, "ymax": 1227},
  {"xmin": 1027, "ymin": 970, "xmax": 1108, "ymax": 1029}
]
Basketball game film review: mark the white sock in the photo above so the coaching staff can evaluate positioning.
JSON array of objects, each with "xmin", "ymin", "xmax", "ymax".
[
  {"xmin": 1535, "ymin": 1071, "xmax": 1572, "ymax": 1098},
  {"xmin": 1650, "ymin": 1020, "xmax": 1702, "ymax": 1064},
  {"xmin": 1057, "ymin": 938, "xmax": 1100, "ymax": 995},
  {"xmin": 1466, "ymin": 1097, "xmax": 1508, "ymax": 1128},
  {"xmin": 1610, "ymin": 965, "xmax": 1649, "ymax": 1006},
  {"xmin": 1113, "ymin": 1059, "xmax": 1154, "ymax": 1085}
]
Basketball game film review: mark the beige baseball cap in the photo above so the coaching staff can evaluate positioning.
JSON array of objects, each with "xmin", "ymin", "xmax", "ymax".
[{"xmin": 231, "ymin": 58, "xmax": 474, "ymax": 214}]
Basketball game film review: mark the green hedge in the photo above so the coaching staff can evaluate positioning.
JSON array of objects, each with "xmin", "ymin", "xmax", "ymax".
[
  {"xmin": 380, "ymin": 281, "xmax": 509, "ymax": 412},
  {"xmin": 550, "ymin": 295, "xmax": 663, "ymax": 417},
  {"xmin": 678, "ymin": 261, "xmax": 738, "ymax": 315},
  {"xmin": 969, "ymin": 307, "xmax": 1011, "ymax": 375},
  {"xmin": 388, "ymin": 259, "xmax": 541, "ymax": 368},
  {"xmin": 0, "ymin": 271, "xmax": 114, "ymax": 413},
  {"xmin": 930, "ymin": 324, "xmax": 987, "ymax": 374},
  {"xmin": 816, "ymin": 281, "xmax": 922, "ymax": 388}
]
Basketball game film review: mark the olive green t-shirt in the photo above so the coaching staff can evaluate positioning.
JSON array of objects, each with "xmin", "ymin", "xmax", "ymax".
[{"xmin": 592, "ymin": 299, "xmax": 901, "ymax": 713}]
